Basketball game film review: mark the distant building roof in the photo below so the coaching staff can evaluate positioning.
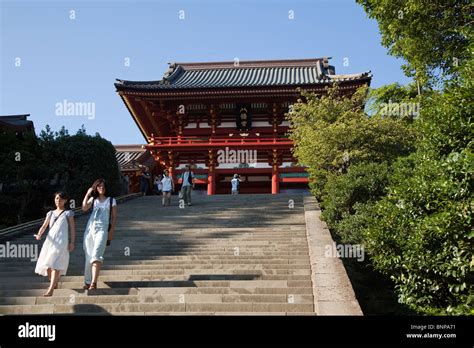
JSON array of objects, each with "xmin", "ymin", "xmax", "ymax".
[
  {"xmin": 0, "ymin": 114, "xmax": 34, "ymax": 133},
  {"xmin": 115, "ymin": 145, "xmax": 155, "ymax": 172},
  {"xmin": 115, "ymin": 57, "xmax": 371, "ymax": 91}
]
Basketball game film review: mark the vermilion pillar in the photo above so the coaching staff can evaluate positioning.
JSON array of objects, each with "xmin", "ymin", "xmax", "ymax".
[
  {"xmin": 271, "ymin": 165, "xmax": 279, "ymax": 194},
  {"xmin": 207, "ymin": 149, "xmax": 216, "ymax": 195},
  {"xmin": 168, "ymin": 166, "xmax": 175, "ymax": 186},
  {"xmin": 207, "ymin": 167, "xmax": 216, "ymax": 195}
]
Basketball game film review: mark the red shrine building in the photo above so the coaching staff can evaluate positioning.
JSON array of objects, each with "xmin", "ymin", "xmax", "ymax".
[{"xmin": 115, "ymin": 58, "xmax": 371, "ymax": 194}]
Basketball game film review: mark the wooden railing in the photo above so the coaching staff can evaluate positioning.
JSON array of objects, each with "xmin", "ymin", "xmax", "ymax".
[{"xmin": 148, "ymin": 136, "xmax": 293, "ymax": 146}]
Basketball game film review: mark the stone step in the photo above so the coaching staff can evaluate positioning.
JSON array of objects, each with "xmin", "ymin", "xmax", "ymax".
[
  {"xmin": 0, "ymin": 267, "xmax": 312, "ymax": 277},
  {"xmin": 3, "ymin": 242, "xmax": 307, "ymax": 248},
  {"xmin": 12, "ymin": 231, "xmax": 307, "ymax": 239},
  {"xmin": 8, "ymin": 265, "xmax": 312, "ymax": 272},
  {"xmin": 0, "ymin": 265, "xmax": 312, "ymax": 275},
  {"xmin": 0, "ymin": 259, "xmax": 311, "ymax": 267},
  {"xmin": 28, "ymin": 311, "xmax": 313, "ymax": 316},
  {"xmin": 2, "ymin": 269, "xmax": 311, "ymax": 284},
  {"xmin": 0, "ymin": 261, "xmax": 310, "ymax": 276},
  {"xmin": 0, "ymin": 257, "xmax": 311, "ymax": 266},
  {"xmin": 97, "ymin": 243, "xmax": 310, "ymax": 248},
  {"xmin": 0, "ymin": 286, "xmax": 314, "ymax": 298},
  {"xmin": 0, "ymin": 262, "xmax": 311, "ymax": 272},
  {"xmin": 0, "ymin": 279, "xmax": 312, "ymax": 290},
  {"xmin": 0, "ymin": 293, "xmax": 314, "ymax": 306},
  {"xmin": 14, "ymin": 235, "xmax": 307, "ymax": 241},
  {"xmin": 0, "ymin": 269, "xmax": 312, "ymax": 280},
  {"xmin": 96, "ymin": 240, "xmax": 309, "ymax": 245},
  {"xmin": 0, "ymin": 276, "xmax": 312, "ymax": 290},
  {"xmin": 105, "ymin": 263, "xmax": 311, "ymax": 269},
  {"xmin": 0, "ymin": 302, "xmax": 314, "ymax": 314},
  {"xmin": 83, "ymin": 250, "xmax": 310, "ymax": 255}
]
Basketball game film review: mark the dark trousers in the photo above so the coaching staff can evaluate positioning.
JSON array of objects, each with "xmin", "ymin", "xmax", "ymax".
[{"xmin": 140, "ymin": 180, "xmax": 149, "ymax": 195}]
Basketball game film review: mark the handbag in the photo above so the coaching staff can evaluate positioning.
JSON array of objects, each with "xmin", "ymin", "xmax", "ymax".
[
  {"xmin": 106, "ymin": 197, "xmax": 113, "ymax": 246},
  {"xmin": 108, "ymin": 197, "xmax": 113, "ymax": 232}
]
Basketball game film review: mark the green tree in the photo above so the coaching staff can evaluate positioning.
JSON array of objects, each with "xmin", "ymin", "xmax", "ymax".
[
  {"xmin": 366, "ymin": 83, "xmax": 420, "ymax": 117},
  {"xmin": 364, "ymin": 58, "xmax": 473, "ymax": 314},
  {"xmin": 39, "ymin": 127, "xmax": 121, "ymax": 205},
  {"xmin": 321, "ymin": 162, "xmax": 390, "ymax": 244},
  {"xmin": 354, "ymin": 0, "xmax": 474, "ymax": 315},
  {"xmin": 287, "ymin": 85, "xmax": 416, "ymax": 199},
  {"xmin": 0, "ymin": 131, "xmax": 50, "ymax": 226},
  {"xmin": 356, "ymin": 0, "xmax": 472, "ymax": 88},
  {"xmin": 0, "ymin": 125, "xmax": 122, "ymax": 228}
]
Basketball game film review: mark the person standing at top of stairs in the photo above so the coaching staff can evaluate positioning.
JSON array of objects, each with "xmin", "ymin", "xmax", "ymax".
[{"xmin": 181, "ymin": 165, "xmax": 195, "ymax": 206}]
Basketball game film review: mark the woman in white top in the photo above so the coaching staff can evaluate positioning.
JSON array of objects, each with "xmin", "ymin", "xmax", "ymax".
[
  {"xmin": 35, "ymin": 191, "xmax": 76, "ymax": 297},
  {"xmin": 161, "ymin": 170, "xmax": 174, "ymax": 206},
  {"xmin": 81, "ymin": 179, "xmax": 117, "ymax": 290}
]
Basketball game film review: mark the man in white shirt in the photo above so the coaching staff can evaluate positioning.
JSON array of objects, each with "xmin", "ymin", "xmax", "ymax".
[{"xmin": 181, "ymin": 165, "xmax": 195, "ymax": 206}]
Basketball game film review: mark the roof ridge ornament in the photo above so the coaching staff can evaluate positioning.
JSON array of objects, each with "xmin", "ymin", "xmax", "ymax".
[
  {"xmin": 163, "ymin": 62, "xmax": 177, "ymax": 82},
  {"xmin": 322, "ymin": 57, "xmax": 329, "ymax": 68}
]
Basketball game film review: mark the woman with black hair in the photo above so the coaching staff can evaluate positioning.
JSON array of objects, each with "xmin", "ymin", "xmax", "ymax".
[
  {"xmin": 81, "ymin": 179, "xmax": 117, "ymax": 290},
  {"xmin": 161, "ymin": 170, "xmax": 174, "ymax": 206},
  {"xmin": 35, "ymin": 191, "xmax": 76, "ymax": 296}
]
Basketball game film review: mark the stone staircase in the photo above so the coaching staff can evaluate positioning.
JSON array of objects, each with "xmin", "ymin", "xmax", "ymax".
[{"xmin": 0, "ymin": 194, "xmax": 316, "ymax": 315}]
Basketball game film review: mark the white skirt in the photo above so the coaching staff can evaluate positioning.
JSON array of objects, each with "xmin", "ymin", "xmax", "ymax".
[{"xmin": 35, "ymin": 215, "xmax": 70, "ymax": 276}]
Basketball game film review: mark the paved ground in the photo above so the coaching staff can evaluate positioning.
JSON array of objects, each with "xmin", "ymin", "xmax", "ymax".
[{"xmin": 0, "ymin": 193, "xmax": 320, "ymax": 315}]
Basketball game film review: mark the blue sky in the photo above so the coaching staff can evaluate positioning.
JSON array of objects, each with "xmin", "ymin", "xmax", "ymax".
[{"xmin": 1, "ymin": 0, "xmax": 412, "ymax": 145}]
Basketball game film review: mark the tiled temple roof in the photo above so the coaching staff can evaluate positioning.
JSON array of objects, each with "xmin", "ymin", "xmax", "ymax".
[
  {"xmin": 0, "ymin": 114, "xmax": 34, "ymax": 132},
  {"xmin": 115, "ymin": 145, "xmax": 154, "ymax": 171},
  {"xmin": 115, "ymin": 58, "xmax": 371, "ymax": 91}
]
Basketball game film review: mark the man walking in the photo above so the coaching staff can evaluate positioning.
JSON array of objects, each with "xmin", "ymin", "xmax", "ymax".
[
  {"xmin": 180, "ymin": 165, "xmax": 195, "ymax": 206},
  {"xmin": 139, "ymin": 166, "xmax": 151, "ymax": 196}
]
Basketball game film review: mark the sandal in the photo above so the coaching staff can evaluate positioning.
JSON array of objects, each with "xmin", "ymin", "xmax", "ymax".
[
  {"xmin": 83, "ymin": 283, "xmax": 90, "ymax": 290},
  {"xmin": 88, "ymin": 283, "xmax": 97, "ymax": 290}
]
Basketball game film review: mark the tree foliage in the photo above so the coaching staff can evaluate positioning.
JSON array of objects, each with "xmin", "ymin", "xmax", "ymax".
[
  {"xmin": 287, "ymin": 84, "xmax": 416, "ymax": 199},
  {"xmin": 321, "ymin": 162, "xmax": 390, "ymax": 244},
  {"xmin": 356, "ymin": 0, "xmax": 472, "ymax": 86},
  {"xmin": 0, "ymin": 126, "xmax": 121, "ymax": 228},
  {"xmin": 39, "ymin": 126, "xmax": 122, "ymax": 205},
  {"xmin": 287, "ymin": 35, "xmax": 473, "ymax": 314},
  {"xmin": 0, "ymin": 131, "xmax": 49, "ymax": 227},
  {"xmin": 365, "ymin": 58, "xmax": 473, "ymax": 314}
]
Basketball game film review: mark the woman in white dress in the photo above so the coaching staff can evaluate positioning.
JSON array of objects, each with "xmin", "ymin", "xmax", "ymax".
[{"xmin": 34, "ymin": 192, "xmax": 76, "ymax": 297}]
